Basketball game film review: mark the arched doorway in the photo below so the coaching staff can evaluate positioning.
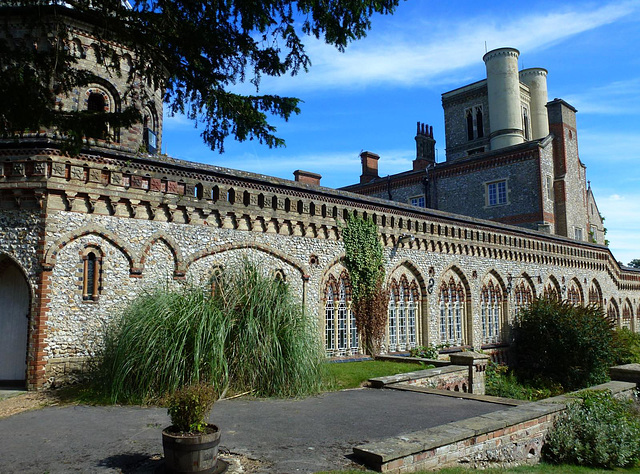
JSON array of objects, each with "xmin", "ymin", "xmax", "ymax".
[{"xmin": 0, "ymin": 258, "xmax": 30, "ymax": 385}]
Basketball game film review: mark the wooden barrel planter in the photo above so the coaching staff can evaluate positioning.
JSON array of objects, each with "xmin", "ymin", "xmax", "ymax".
[{"xmin": 162, "ymin": 424, "xmax": 221, "ymax": 473}]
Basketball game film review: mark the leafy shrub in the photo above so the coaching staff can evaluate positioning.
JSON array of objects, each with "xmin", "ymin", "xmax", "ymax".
[
  {"xmin": 511, "ymin": 298, "xmax": 615, "ymax": 391},
  {"xmin": 543, "ymin": 390, "xmax": 640, "ymax": 468},
  {"xmin": 96, "ymin": 260, "xmax": 325, "ymax": 402},
  {"xmin": 485, "ymin": 362, "xmax": 562, "ymax": 401},
  {"xmin": 612, "ymin": 327, "xmax": 640, "ymax": 365},
  {"xmin": 166, "ymin": 383, "xmax": 218, "ymax": 433}
]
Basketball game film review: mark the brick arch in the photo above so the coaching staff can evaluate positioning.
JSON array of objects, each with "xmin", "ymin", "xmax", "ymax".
[
  {"xmin": 543, "ymin": 275, "xmax": 561, "ymax": 300},
  {"xmin": 388, "ymin": 260, "xmax": 427, "ymax": 297},
  {"xmin": 43, "ymin": 226, "xmax": 134, "ymax": 272},
  {"xmin": 138, "ymin": 233, "xmax": 184, "ymax": 277},
  {"xmin": 519, "ymin": 272, "xmax": 538, "ymax": 298},
  {"xmin": 607, "ymin": 298, "xmax": 620, "ymax": 326},
  {"xmin": 440, "ymin": 264, "xmax": 471, "ymax": 298},
  {"xmin": 589, "ymin": 279, "xmax": 603, "ymax": 306},
  {"xmin": 481, "ymin": 269, "xmax": 507, "ymax": 293},
  {"xmin": 567, "ymin": 277, "xmax": 584, "ymax": 305},
  {"xmin": 186, "ymin": 242, "xmax": 308, "ymax": 280}
]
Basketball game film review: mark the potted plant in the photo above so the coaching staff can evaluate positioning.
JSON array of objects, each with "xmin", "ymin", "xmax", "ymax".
[{"xmin": 162, "ymin": 383, "xmax": 221, "ymax": 473}]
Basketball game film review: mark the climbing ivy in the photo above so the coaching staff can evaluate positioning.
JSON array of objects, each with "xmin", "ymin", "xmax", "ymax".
[{"xmin": 342, "ymin": 213, "xmax": 387, "ymax": 355}]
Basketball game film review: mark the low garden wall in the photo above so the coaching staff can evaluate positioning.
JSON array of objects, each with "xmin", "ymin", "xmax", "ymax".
[{"xmin": 354, "ymin": 365, "xmax": 640, "ymax": 472}]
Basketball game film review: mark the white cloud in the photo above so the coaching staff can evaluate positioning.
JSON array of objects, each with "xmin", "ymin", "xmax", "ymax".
[
  {"xmin": 564, "ymin": 78, "xmax": 640, "ymax": 115},
  {"xmin": 255, "ymin": 1, "xmax": 639, "ymax": 92}
]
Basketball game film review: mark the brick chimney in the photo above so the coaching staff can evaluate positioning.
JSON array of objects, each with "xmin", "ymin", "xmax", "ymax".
[
  {"xmin": 293, "ymin": 170, "xmax": 322, "ymax": 186},
  {"xmin": 414, "ymin": 122, "xmax": 436, "ymax": 170},
  {"xmin": 360, "ymin": 151, "xmax": 380, "ymax": 184}
]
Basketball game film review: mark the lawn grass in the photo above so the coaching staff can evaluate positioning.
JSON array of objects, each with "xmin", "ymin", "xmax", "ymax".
[{"xmin": 324, "ymin": 360, "xmax": 432, "ymax": 390}]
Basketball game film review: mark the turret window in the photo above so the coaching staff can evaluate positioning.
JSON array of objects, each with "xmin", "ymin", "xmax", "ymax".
[{"xmin": 465, "ymin": 106, "xmax": 484, "ymax": 141}]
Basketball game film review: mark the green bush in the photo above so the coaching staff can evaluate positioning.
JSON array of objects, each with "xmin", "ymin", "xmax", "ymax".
[
  {"xmin": 95, "ymin": 260, "xmax": 325, "ymax": 402},
  {"xmin": 543, "ymin": 390, "xmax": 640, "ymax": 468},
  {"xmin": 166, "ymin": 383, "xmax": 218, "ymax": 433},
  {"xmin": 485, "ymin": 362, "xmax": 562, "ymax": 401},
  {"xmin": 612, "ymin": 327, "xmax": 640, "ymax": 365},
  {"xmin": 511, "ymin": 298, "xmax": 615, "ymax": 391}
]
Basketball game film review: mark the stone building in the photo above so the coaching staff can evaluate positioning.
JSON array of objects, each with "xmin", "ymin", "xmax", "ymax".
[
  {"xmin": 0, "ymin": 12, "xmax": 638, "ymax": 390},
  {"xmin": 343, "ymin": 47, "xmax": 606, "ymax": 245}
]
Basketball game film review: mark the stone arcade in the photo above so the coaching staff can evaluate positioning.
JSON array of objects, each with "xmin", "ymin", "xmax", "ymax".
[{"xmin": 1, "ymin": 8, "xmax": 639, "ymax": 389}]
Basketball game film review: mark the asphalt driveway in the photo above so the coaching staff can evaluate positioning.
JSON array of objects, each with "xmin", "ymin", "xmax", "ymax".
[{"xmin": 0, "ymin": 387, "xmax": 506, "ymax": 473}]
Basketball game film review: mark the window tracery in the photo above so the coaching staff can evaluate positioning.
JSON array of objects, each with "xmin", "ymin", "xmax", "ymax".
[
  {"xmin": 439, "ymin": 274, "xmax": 466, "ymax": 346},
  {"xmin": 323, "ymin": 270, "xmax": 357, "ymax": 356},
  {"xmin": 480, "ymin": 278, "xmax": 503, "ymax": 345}
]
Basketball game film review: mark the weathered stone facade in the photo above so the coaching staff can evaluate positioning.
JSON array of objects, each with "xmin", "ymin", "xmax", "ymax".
[
  {"xmin": 0, "ymin": 18, "xmax": 638, "ymax": 390},
  {"xmin": 0, "ymin": 140, "xmax": 639, "ymax": 389}
]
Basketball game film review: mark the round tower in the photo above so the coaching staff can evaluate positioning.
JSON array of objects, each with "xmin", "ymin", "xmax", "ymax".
[
  {"xmin": 483, "ymin": 47, "xmax": 523, "ymax": 150},
  {"xmin": 519, "ymin": 68, "xmax": 549, "ymax": 140}
]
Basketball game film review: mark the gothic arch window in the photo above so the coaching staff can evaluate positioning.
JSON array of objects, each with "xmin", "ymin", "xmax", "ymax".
[
  {"xmin": 323, "ymin": 269, "xmax": 357, "ymax": 356},
  {"xmin": 439, "ymin": 272, "xmax": 467, "ymax": 347},
  {"xmin": 543, "ymin": 279, "xmax": 560, "ymax": 301},
  {"xmin": 210, "ymin": 265, "xmax": 223, "ymax": 298},
  {"xmin": 588, "ymin": 280, "xmax": 602, "ymax": 306},
  {"xmin": 566, "ymin": 279, "xmax": 583, "ymax": 306},
  {"xmin": 513, "ymin": 280, "xmax": 534, "ymax": 316},
  {"xmin": 480, "ymin": 277, "xmax": 504, "ymax": 345},
  {"xmin": 81, "ymin": 246, "xmax": 103, "ymax": 301},
  {"xmin": 386, "ymin": 268, "xmax": 421, "ymax": 353},
  {"xmin": 622, "ymin": 300, "xmax": 633, "ymax": 331},
  {"xmin": 607, "ymin": 300, "xmax": 619, "ymax": 327}
]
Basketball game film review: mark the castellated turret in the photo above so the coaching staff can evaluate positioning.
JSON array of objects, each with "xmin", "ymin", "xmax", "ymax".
[
  {"xmin": 483, "ymin": 47, "xmax": 524, "ymax": 150},
  {"xmin": 519, "ymin": 68, "xmax": 550, "ymax": 140}
]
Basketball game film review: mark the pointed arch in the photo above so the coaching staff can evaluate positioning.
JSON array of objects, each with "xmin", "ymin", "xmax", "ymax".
[
  {"xmin": 588, "ymin": 279, "xmax": 603, "ymax": 307},
  {"xmin": 438, "ymin": 265, "xmax": 471, "ymax": 347},
  {"xmin": 607, "ymin": 299, "xmax": 620, "ymax": 327},
  {"xmin": 566, "ymin": 278, "xmax": 583, "ymax": 306},
  {"xmin": 543, "ymin": 275, "xmax": 561, "ymax": 301},
  {"xmin": 43, "ymin": 226, "xmax": 134, "ymax": 272},
  {"xmin": 622, "ymin": 299, "xmax": 634, "ymax": 331},
  {"xmin": 139, "ymin": 232, "xmax": 185, "ymax": 277},
  {"xmin": 386, "ymin": 262, "xmax": 425, "ymax": 353},
  {"xmin": 187, "ymin": 242, "xmax": 308, "ymax": 280},
  {"xmin": 480, "ymin": 271, "xmax": 507, "ymax": 346},
  {"xmin": 321, "ymin": 260, "xmax": 358, "ymax": 357}
]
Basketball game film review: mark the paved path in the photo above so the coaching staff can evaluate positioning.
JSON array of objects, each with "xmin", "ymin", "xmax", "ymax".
[{"xmin": 0, "ymin": 388, "xmax": 506, "ymax": 473}]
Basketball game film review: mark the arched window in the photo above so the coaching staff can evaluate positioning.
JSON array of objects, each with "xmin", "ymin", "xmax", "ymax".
[
  {"xmin": 439, "ymin": 275, "xmax": 465, "ymax": 346},
  {"xmin": 622, "ymin": 300, "xmax": 633, "ymax": 330},
  {"xmin": 543, "ymin": 280, "xmax": 559, "ymax": 301},
  {"xmin": 480, "ymin": 279, "xmax": 503, "ymax": 345},
  {"xmin": 87, "ymin": 92, "xmax": 105, "ymax": 112},
  {"xmin": 607, "ymin": 300, "xmax": 619, "ymax": 326},
  {"xmin": 325, "ymin": 281, "xmax": 336, "ymax": 353},
  {"xmin": 475, "ymin": 107, "xmax": 484, "ymax": 138},
  {"xmin": 388, "ymin": 288, "xmax": 397, "ymax": 352},
  {"xmin": 323, "ymin": 270, "xmax": 357, "ymax": 356},
  {"xmin": 513, "ymin": 280, "xmax": 533, "ymax": 315},
  {"xmin": 466, "ymin": 109, "xmax": 474, "ymax": 141},
  {"xmin": 588, "ymin": 281, "xmax": 602, "ymax": 306},
  {"xmin": 566, "ymin": 280, "xmax": 582, "ymax": 306},
  {"xmin": 82, "ymin": 248, "xmax": 102, "ymax": 301}
]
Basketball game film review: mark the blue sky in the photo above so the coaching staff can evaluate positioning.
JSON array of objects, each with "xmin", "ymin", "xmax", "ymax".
[{"xmin": 162, "ymin": 0, "xmax": 640, "ymax": 266}]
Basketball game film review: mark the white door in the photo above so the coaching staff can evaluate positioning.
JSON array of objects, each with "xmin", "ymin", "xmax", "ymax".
[{"xmin": 0, "ymin": 261, "xmax": 30, "ymax": 382}]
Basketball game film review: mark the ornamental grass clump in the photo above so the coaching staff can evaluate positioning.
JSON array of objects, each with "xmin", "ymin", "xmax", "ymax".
[
  {"xmin": 543, "ymin": 390, "xmax": 640, "ymax": 468},
  {"xmin": 95, "ymin": 260, "xmax": 324, "ymax": 403}
]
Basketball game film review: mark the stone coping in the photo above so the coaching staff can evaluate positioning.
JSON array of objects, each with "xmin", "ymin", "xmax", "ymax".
[
  {"xmin": 387, "ymin": 384, "xmax": 526, "ymax": 407},
  {"xmin": 353, "ymin": 380, "xmax": 636, "ymax": 466},
  {"xmin": 610, "ymin": 363, "xmax": 640, "ymax": 385},
  {"xmin": 368, "ymin": 365, "xmax": 466, "ymax": 389},
  {"xmin": 374, "ymin": 354, "xmax": 451, "ymax": 368}
]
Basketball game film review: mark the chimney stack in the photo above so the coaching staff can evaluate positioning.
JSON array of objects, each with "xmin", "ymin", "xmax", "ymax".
[
  {"xmin": 293, "ymin": 170, "xmax": 322, "ymax": 186},
  {"xmin": 360, "ymin": 151, "xmax": 380, "ymax": 184},
  {"xmin": 414, "ymin": 122, "xmax": 436, "ymax": 170}
]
